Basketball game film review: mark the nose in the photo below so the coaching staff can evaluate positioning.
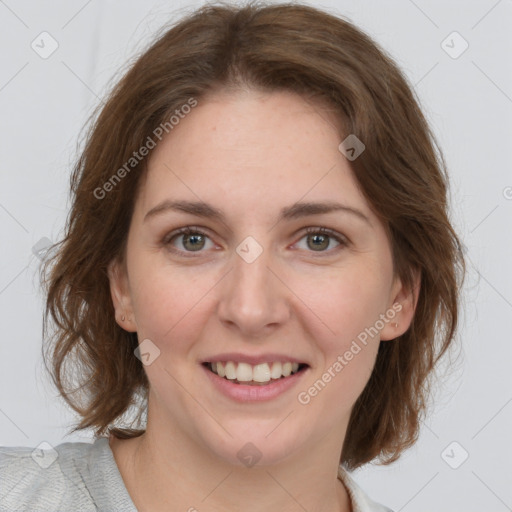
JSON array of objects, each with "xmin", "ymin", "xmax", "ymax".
[{"xmin": 216, "ymin": 242, "xmax": 290, "ymax": 338}]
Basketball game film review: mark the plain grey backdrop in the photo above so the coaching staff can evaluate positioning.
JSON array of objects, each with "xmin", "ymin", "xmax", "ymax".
[{"xmin": 1, "ymin": 0, "xmax": 511, "ymax": 511}]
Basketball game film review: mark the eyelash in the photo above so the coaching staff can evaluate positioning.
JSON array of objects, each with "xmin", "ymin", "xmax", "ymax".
[{"xmin": 162, "ymin": 226, "xmax": 349, "ymax": 257}]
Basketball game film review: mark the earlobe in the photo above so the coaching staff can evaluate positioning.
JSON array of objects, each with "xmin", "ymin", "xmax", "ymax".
[
  {"xmin": 107, "ymin": 259, "xmax": 137, "ymax": 333},
  {"xmin": 380, "ymin": 270, "xmax": 421, "ymax": 341}
]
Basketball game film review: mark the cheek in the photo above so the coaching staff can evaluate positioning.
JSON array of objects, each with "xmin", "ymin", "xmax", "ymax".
[
  {"xmin": 128, "ymin": 259, "xmax": 216, "ymax": 349},
  {"xmin": 298, "ymin": 261, "xmax": 391, "ymax": 347},
  {"xmin": 297, "ymin": 274, "xmax": 385, "ymax": 416},
  {"xmin": 293, "ymin": 262, "xmax": 389, "ymax": 407}
]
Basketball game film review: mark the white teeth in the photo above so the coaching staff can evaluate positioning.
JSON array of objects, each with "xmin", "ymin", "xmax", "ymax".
[
  {"xmin": 236, "ymin": 362, "xmax": 253, "ymax": 382},
  {"xmin": 224, "ymin": 361, "xmax": 237, "ymax": 380},
  {"xmin": 270, "ymin": 362, "xmax": 283, "ymax": 379},
  {"xmin": 252, "ymin": 363, "xmax": 271, "ymax": 382},
  {"xmin": 209, "ymin": 361, "xmax": 303, "ymax": 382}
]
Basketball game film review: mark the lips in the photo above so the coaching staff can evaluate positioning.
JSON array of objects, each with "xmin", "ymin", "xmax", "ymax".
[
  {"xmin": 201, "ymin": 353, "xmax": 309, "ymax": 384},
  {"xmin": 199, "ymin": 352, "xmax": 310, "ymax": 399},
  {"xmin": 203, "ymin": 360, "xmax": 308, "ymax": 384},
  {"xmin": 201, "ymin": 360, "xmax": 309, "ymax": 401},
  {"xmin": 201, "ymin": 352, "xmax": 309, "ymax": 366}
]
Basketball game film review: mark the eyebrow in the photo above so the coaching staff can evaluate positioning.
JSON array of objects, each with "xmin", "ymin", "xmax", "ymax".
[{"xmin": 143, "ymin": 199, "xmax": 372, "ymax": 226}]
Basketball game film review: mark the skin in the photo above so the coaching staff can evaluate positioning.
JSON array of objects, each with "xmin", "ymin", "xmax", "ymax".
[{"xmin": 107, "ymin": 89, "xmax": 419, "ymax": 512}]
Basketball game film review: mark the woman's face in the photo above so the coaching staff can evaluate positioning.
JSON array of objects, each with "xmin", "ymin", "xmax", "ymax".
[{"xmin": 109, "ymin": 89, "xmax": 414, "ymax": 466}]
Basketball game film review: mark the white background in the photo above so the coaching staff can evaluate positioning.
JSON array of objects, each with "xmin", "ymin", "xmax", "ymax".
[{"xmin": 1, "ymin": 1, "xmax": 511, "ymax": 511}]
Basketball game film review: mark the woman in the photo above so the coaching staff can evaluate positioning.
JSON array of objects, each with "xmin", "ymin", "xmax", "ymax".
[{"xmin": 0, "ymin": 2, "xmax": 464, "ymax": 511}]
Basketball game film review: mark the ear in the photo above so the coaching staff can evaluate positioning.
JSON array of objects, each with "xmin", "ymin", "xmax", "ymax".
[
  {"xmin": 380, "ymin": 269, "xmax": 421, "ymax": 341},
  {"xmin": 107, "ymin": 258, "xmax": 137, "ymax": 333}
]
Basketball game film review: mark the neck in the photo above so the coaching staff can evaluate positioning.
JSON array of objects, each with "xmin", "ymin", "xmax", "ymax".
[{"xmin": 110, "ymin": 426, "xmax": 352, "ymax": 512}]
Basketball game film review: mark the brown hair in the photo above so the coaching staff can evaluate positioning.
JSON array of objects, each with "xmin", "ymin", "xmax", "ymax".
[{"xmin": 41, "ymin": 1, "xmax": 465, "ymax": 470}]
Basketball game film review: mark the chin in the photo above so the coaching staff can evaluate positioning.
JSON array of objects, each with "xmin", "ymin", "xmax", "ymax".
[{"xmin": 198, "ymin": 419, "xmax": 310, "ymax": 468}]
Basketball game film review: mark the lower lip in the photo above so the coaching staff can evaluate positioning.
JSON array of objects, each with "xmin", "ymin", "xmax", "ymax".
[{"xmin": 201, "ymin": 364, "xmax": 308, "ymax": 402}]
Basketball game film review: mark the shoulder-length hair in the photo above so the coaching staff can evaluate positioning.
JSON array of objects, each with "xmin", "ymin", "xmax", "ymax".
[{"xmin": 41, "ymin": 1, "xmax": 465, "ymax": 470}]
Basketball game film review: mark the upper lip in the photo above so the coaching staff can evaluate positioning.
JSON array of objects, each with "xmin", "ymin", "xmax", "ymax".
[{"xmin": 201, "ymin": 353, "xmax": 309, "ymax": 366}]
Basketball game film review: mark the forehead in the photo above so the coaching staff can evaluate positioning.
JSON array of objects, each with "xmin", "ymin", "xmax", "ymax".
[{"xmin": 135, "ymin": 90, "xmax": 371, "ymax": 223}]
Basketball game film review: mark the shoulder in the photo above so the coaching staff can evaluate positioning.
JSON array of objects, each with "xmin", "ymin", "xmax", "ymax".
[
  {"xmin": 0, "ymin": 437, "xmax": 135, "ymax": 512},
  {"xmin": 0, "ymin": 443, "xmax": 95, "ymax": 511},
  {"xmin": 0, "ymin": 439, "xmax": 98, "ymax": 511},
  {"xmin": 338, "ymin": 465, "xmax": 395, "ymax": 512}
]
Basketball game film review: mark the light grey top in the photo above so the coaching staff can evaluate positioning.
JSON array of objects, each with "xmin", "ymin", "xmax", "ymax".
[{"xmin": 0, "ymin": 437, "xmax": 393, "ymax": 511}]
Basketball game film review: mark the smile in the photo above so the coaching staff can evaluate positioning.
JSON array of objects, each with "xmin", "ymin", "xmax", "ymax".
[
  {"xmin": 203, "ymin": 361, "xmax": 308, "ymax": 386},
  {"xmin": 201, "ymin": 359, "xmax": 310, "ymax": 401}
]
